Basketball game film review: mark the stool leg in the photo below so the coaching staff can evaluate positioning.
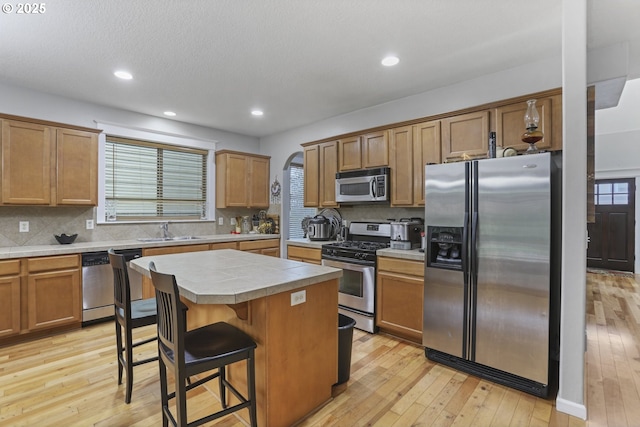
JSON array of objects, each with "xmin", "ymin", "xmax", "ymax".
[
  {"xmin": 125, "ymin": 327, "xmax": 134, "ymax": 404},
  {"xmin": 219, "ymin": 367, "xmax": 227, "ymax": 408},
  {"xmin": 115, "ymin": 322, "xmax": 124, "ymax": 385},
  {"xmin": 159, "ymin": 358, "xmax": 169, "ymax": 427},
  {"xmin": 247, "ymin": 350, "xmax": 257, "ymax": 427}
]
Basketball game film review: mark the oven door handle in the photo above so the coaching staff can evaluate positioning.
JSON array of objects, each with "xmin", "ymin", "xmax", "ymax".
[{"xmin": 322, "ymin": 259, "xmax": 374, "ymax": 273}]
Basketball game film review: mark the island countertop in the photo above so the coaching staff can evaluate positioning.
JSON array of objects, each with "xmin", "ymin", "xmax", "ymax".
[{"xmin": 130, "ymin": 249, "xmax": 342, "ymax": 305}]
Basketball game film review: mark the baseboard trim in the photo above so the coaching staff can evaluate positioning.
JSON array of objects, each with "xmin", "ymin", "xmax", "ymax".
[{"xmin": 555, "ymin": 397, "xmax": 587, "ymax": 420}]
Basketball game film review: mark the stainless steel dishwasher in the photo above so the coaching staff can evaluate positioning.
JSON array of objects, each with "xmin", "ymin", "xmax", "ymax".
[{"xmin": 81, "ymin": 248, "xmax": 143, "ymax": 324}]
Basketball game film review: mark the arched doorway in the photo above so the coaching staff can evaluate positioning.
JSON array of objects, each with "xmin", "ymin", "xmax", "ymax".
[{"xmin": 281, "ymin": 151, "xmax": 315, "ymax": 258}]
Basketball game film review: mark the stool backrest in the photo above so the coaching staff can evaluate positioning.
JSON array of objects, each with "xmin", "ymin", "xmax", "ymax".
[
  {"xmin": 108, "ymin": 249, "xmax": 132, "ymax": 319},
  {"xmin": 149, "ymin": 261, "xmax": 186, "ymax": 368}
]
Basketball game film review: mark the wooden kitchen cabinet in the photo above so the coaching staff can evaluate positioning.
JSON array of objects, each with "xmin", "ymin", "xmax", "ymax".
[
  {"xmin": 376, "ymin": 257, "xmax": 424, "ymax": 344},
  {"xmin": 0, "ymin": 260, "xmax": 21, "ymax": 338},
  {"xmin": 413, "ymin": 120, "xmax": 441, "ymax": 205},
  {"xmin": 210, "ymin": 241, "xmax": 238, "ymax": 250},
  {"xmin": 389, "ymin": 121, "xmax": 441, "ymax": 207},
  {"xmin": 338, "ymin": 131, "xmax": 388, "ymax": 172},
  {"xmin": 389, "ymin": 125, "xmax": 414, "ymax": 206},
  {"xmin": 338, "ymin": 135, "xmax": 362, "ymax": 171},
  {"xmin": 287, "ymin": 245, "xmax": 322, "ymax": 265},
  {"xmin": 26, "ymin": 255, "xmax": 81, "ymax": 331},
  {"xmin": 238, "ymin": 238, "xmax": 281, "ymax": 257},
  {"xmin": 303, "ymin": 141, "xmax": 338, "ymax": 208},
  {"xmin": 441, "ymin": 110, "xmax": 490, "ymax": 162},
  {"xmin": 362, "ymin": 130, "xmax": 389, "ymax": 168},
  {"xmin": 215, "ymin": 150, "xmax": 271, "ymax": 208},
  {"xmin": 0, "ymin": 116, "xmax": 100, "ymax": 206},
  {"xmin": 1, "ymin": 119, "xmax": 54, "ymax": 205},
  {"xmin": 56, "ymin": 128, "xmax": 98, "ymax": 205},
  {"xmin": 494, "ymin": 95, "xmax": 562, "ymax": 153}
]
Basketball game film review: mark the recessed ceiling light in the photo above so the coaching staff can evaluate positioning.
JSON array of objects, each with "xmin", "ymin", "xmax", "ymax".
[
  {"xmin": 251, "ymin": 110, "xmax": 264, "ymax": 116},
  {"xmin": 381, "ymin": 56, "xmax": 400, "ymax": 66},
  {"xmin": 114, "ymin": 70, "xmax": 133, "ymax": 80},
  {"xmin": 163, "ymin": 111, "xmax": 176, "ymax": 117}
]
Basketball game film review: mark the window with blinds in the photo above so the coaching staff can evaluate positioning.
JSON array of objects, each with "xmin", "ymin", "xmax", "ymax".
[
  {"xmin": 288, "ymin": 163, "xmax": 316, "ymax": 238},
  {"xmin": 105, "ymin": 136, "xmax": 207, "ymax": 221}
]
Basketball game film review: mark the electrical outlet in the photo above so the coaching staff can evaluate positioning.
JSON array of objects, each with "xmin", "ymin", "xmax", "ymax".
[
  {"xmin": 230, "ymin": 217, "xmax": 236, "ymax": 225},
  {"xmin": 86, "ymin": 219, "xmax": 94, "ymax": 230},
  {"xmin": 218, "ymin": 217, "xmax": 224, "ymax": 226},
  {"xmin": 19, "ymin": 221, "xmax": 29, "ymax": 232},
  {"xmin": 291, "ymin": 290, "xmax": 306, "ymax": 306}
]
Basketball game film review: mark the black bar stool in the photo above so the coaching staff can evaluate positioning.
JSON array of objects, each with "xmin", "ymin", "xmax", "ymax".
[
  {"xmin": 149, "ymin": 261, "xmax": 258, "ymax": 427},
  {"xmin": 108, "ymin": 248, "xmax": 158, "ymax": 404}
]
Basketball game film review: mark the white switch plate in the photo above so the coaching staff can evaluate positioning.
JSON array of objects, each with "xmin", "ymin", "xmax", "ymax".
[
  {"xmin": 230, "ymin": 217, "xmax": 236, "ymax": 225},
  {"xmin": 86, "ymin": 219, "xmax": 94, "ymax": 230},
  {"xmin": 19, "ymin": 221, "xmax": 29, "ymax": 232},
  {"xmin": 218, "ymin": 217, "xmax": 224, "ymax": 225},
  {"xmin": 291, "ymin": 290, "xmax": 306, "ymax": 306}
]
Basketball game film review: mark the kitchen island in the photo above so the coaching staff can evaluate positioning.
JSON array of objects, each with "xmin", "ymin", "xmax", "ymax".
[{"xmin": 130, "ymin": 249, "xmax": 342, "ymax": 427}]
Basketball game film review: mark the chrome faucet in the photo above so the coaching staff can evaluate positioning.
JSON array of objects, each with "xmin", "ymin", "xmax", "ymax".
[{"xmin": 160, "ymin": 222, "xmax": 170, "ymax": 239}]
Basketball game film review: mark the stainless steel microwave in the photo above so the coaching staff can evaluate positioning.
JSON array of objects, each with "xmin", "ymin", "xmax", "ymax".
[{"xmin": 335, "ymin": 167, "xmax": 389, "ymax": 203}]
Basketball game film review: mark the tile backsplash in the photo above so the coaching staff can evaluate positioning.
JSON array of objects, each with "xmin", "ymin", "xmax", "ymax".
[
  {"xmin": 0, "ymin": 204, "xmax": 423, "ymax": 247},
  {"xmin": 0, "ymin": 206, "xmax": 266, "ymax": 247}
]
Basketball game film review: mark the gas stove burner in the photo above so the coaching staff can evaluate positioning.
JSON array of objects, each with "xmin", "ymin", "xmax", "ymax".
[{"xmin": 324, "ymin": 240, "xmax": 389, "ymax": 252}]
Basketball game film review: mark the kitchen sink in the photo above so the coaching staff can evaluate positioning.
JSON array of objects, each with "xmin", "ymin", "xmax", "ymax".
[{"xmin": 137, "ymin": 236, "xmax": 202, "ymax": 242}]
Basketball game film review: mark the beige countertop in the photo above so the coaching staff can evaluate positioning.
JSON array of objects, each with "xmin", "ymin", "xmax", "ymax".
[
  {"xmin": 0, "ymin": 234, "xmax": 280, "ymax": 260},
  {"xmin": 377, "ymin": 247, "xmax": 425, "ymax": 262},
  {"xmin": 130, "ymin": 249, "xmax": 342, "ymax": 304}
]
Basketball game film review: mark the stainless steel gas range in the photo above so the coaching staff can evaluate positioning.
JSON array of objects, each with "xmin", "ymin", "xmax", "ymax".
[{"xmin": 321, "ymin": 221, "xmax": 391, "ymax": 333}]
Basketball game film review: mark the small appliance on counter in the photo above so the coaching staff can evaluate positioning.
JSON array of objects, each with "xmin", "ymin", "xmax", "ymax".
[
  {"xmin": 307, "ymin": 215, "xmax": 333, "ymax": 241},
  {"xmin": 389, "ymin": 218, "xmax": 424, "ymax": 250}
]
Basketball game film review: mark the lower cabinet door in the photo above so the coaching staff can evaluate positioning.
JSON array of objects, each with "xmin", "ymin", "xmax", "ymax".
[
  {"xmin": 0, "ymin": 275, "xmax": 21, "ymax": 338},
  {"xmin": 376, "ymin": 270, "xmax": 424, "ymax": 343},
  {"xmin": 27, "ymin": 269, "xmax": 81, "ymax": 330}
]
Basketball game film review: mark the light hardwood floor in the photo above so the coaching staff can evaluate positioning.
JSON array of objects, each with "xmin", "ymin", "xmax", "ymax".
[{"xmin": 0, "ymin": 271, "xmax": 637, "ymax": 426}]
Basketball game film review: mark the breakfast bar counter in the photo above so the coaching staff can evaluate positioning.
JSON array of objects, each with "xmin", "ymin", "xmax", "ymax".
[{"xmin": 130, "ymin": 249, "xmax": 342, "ymax": 427}]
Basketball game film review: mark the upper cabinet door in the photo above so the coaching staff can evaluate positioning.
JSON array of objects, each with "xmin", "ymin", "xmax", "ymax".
[
  {"xmin": 413, "ymin": 120, "xmax": 441, "ymax": 206},
  {"xmin": 1, "ymin": 119, "xmax": 54, "ymax": 205},
  {"xmin": 338, "ymin": 136, "xmax": 361, "ymax": 171},
  {"xmin": 495, "ymin": 97, "xmax": 553, "ymax": 152},
  {"xmin": 319, "ymin": 141, "xmax": 339, "ymax": 207},
  {"xmin": 56, "ymin": 128, "xmax": 98, "ymax": 206},
  {"xmin": 441, "ymin": 111, "xmax": 490, "ymax": 162},
  {"xmin": 362, "ymin": 130, "xmax": 388, "ymax": 169},
  {"xmin": 303, "ymin": 145, "xmax": 320, "ymax": 207},
  {"xmin": 389, "ymin": 126, "xmax": 413, "ymax": 206},
  {"xmin": 248, "ymin": 156, "xmax": 270, "ymax": 208}
]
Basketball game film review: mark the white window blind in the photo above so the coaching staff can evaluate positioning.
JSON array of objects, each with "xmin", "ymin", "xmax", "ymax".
[
  {"xmin": 105, "ymin": 136, "xmax": 207, "ymax": 221},
  {"xmin": 288, "ymin": 164, "xmax": 316, "ymax": 238}
]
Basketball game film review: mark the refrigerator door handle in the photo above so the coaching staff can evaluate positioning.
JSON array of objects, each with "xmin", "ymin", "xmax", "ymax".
[
  {"xmin": 461, "ymin": 212, "xmax": 469, "ymax": 275},
  {"xmin": 469, "ymin": 210, "xmax": 479, "ymax": 360}
]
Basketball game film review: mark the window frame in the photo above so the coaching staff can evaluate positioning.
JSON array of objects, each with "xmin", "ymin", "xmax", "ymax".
[{"xmin": 96, "ymin": 122, "xmax": 217, "ymax": 224}]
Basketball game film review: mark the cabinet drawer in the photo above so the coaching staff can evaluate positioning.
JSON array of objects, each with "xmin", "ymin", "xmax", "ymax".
[
  {"xmin": 238, "ymin": 238, "xmax": 280, "ymax": 251},
  {"xmin": 210, "ymin": 242, "xmax": 238, "ymax": 250},
  {"xmin": 378, "ymin": 257, "xmax": 424, "ymax": 277},
  {"xmin": 27, "ymin": 254, "xmax": 79, "ymax": 273},
  {"xmin": 143, "ymin": 244, "xmax": 210, "ymax": 256},
  {"xmin": 0, "ymin": 259, "xmax": 21, "ymax": 276},
  {"xmin": 287, "ymin": 246, "xmax": 322, "ymax": 262}
]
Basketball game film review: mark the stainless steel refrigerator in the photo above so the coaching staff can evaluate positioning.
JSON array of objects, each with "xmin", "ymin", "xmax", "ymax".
[{"xmin": 422, "ymin": 152, "xmax": 561, "ymax": 398}]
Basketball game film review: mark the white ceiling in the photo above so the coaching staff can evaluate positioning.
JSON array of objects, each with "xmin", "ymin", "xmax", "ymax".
[{"xmin": 1, "ymin": 0, "xmax": 639, "ymax": 138}]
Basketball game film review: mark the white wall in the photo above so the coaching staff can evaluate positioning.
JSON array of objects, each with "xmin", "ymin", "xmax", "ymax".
[
  {"xmin": 0, "ymin": 81, "xmax": 260, "ymax": 152},
  {"xmin": 594, "ymin": 77, "xmax": 640, "ymax": 272}
]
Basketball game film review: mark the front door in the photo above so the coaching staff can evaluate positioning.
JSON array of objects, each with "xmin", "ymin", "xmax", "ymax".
[{"xmin": 587, "ymin": 178, "xmax": 635, "ymax": 272}]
